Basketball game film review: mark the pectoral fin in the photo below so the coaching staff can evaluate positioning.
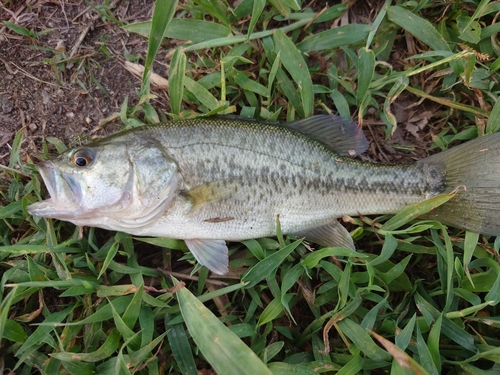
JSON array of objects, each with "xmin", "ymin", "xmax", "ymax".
[
  {"xmin": 296, "ymin": 220, "xmax": 355, "ymax": 250},
  {"xmin": 184, "ymin": 238, "xmax": 229, "ymax": 275},
  {"xmin": 184, "ymin": 180, "xmax": 240, "ymax": 211}
]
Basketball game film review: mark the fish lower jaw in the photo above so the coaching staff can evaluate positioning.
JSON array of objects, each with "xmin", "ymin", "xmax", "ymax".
[{"xmin": 27, "ymin": 199, "xmax": 83, "ymax": 220}]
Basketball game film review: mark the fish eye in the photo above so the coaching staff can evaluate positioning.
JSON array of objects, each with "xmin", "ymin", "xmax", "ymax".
[{"xmin": 71, "ymin": 148, "xmax": 94, "ymax": 167}]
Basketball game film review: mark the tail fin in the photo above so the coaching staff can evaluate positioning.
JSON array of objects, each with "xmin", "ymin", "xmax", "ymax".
[{"xmin": 419, "ymin": 132, "xmax": 500, "ymax": 236}]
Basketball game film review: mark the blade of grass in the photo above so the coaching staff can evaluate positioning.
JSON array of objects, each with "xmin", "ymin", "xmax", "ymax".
[
  {"xmin": 242, "ymin": 239, "xmax": 303, "ymax": 289},
  {"xmin": 356, "ymin": 47, "xmax": 375, "ymax": 106},
  {"xmin": 273, "ymin": 29, "xmax": 313, "ymax": 117},
  {"xmin": 297, "ymin": 24, "xmax": 371, "ymax": 52},
  {"xmin": 168, "ymin": 48, "xmax": 186, "ymax": 115},
  {"xmin": 140, "ymin": 0, "xmax": 178, "ymax": 96},
  {"xmin": 165, "ymin": 314, "xmax": 197, "ymax": 375},
  {"xmin": 175, "ymin": 279, "xmax": 273, "ymax": 375}
]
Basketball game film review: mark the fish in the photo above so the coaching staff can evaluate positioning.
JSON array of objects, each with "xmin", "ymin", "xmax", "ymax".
[{"xmin": 27, "ymin": 115, "xmax": 500, "ymax": 274}]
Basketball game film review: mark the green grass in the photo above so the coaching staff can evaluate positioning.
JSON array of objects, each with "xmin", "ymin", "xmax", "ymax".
[{"xmin": 2, "ymin": 0, "xmax": 500, "ymax": 374}]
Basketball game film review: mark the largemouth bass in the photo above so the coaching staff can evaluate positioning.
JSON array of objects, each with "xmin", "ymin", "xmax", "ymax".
[{"xmin": 27, "ymin": 115, "xmax": 500, "ymax": 274}]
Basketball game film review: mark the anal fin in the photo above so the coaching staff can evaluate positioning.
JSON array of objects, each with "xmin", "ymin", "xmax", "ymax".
[
  {"xmin": 184, "ymin": 239, "xmax": 229, "ymax": 275},
  {"xmin": 296, "ymin": 220, "xmax": 355, "ymax": 250}
]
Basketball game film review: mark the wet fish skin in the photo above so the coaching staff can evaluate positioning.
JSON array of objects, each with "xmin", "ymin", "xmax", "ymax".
[{"xmin": 27, "ymin": 115, "xmax": 500, "ymax": 274}]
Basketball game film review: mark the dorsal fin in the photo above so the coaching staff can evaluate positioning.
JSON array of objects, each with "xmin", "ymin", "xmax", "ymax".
[
  {"xmin": 283, "ymin": 114, "xmax": 369, "ymax": 156},
  {"xmin": 217, "ymin": 113, "xmax": 369, "ymax": 156}
]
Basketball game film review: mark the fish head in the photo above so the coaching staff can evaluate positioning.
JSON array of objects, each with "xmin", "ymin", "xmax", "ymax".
[{"xmin": 28, "ymin": 138, "xmax": 180, "ymax": 230}]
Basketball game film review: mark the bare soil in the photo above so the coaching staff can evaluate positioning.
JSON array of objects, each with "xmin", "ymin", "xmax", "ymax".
[{"xmin": 0, "ymin": 0, "xmax": 160, "ymax": 166}]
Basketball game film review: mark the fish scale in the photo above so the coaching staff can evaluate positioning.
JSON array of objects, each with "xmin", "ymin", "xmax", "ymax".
[{"xmin": 27, "ymin": 115, "xmax": 500, "ymax": 274}]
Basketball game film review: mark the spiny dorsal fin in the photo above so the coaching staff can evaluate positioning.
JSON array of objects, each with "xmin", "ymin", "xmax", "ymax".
[
  {"xmin": 284, "ymin": 114, "xmax": 369, "ymax": 156},
  {"xmin": 295, "ymin": 220, "xmax": 355, "ymax": 250}
]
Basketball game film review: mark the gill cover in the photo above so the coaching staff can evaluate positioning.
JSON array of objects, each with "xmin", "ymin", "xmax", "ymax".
[{"xmin": 28, "ymin": 140, "xmax": 180, "ymax": 230}]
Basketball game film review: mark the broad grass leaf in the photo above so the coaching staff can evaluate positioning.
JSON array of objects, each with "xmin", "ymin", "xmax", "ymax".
[
  {"xmin": 381, "ymin": 75, "xmax": 408, "ymax": 137},
  {"xmin": 273, "ymin": 29, "xmax": 313, "ymax": 117},
  {"xmin": 2, "ymin": 21, "xmax": 34, "ymax": 38},
  {"xmin": 51, "ymin": 329, "xmax": 121, "ymax": 362},
  {"xmin": 486, "ymin": 94, "xmax": 500, "ymax": 133},
  {"xmin": 269, "ymin": 0, "xmax": 291, "ymax": 16},
  {"xmin": 257, "ymin": 297, "xmax": 284, "ymax": 327},
  {"xmin": 457, "ymin": 15, "xmax": 481, "ymax": 44},
  {"xmin": 169, "ymin": 48, "xmax": 186, "ymax": 115},
  {"xmin": 370, "ymin": 329, "xmax": 431, "ymax": 374},
  {"xmin": 297, "ymin": 24, "xmax": 371, "ymax": 52},
  {"xmin": 248, "ymin": 0, "xmax": 265, "ymax": 37},
  {"xmin": 281, "ymin": 263, "xmax": 303, "ymax": 296},
  {"xmin": 338, "ymin": 261, "xmax": 352, "ymax": 308},
  {"xmin": 485, "ymin": 272, "xmax": 500, "ymax": 305},
  {"xmin": 416, "ymin": 325, "xmax": 439, "ymax": 375},
  {"xmin": 60, "ymin": 361, "xmax": 96, "ymax": 375},
  {"xmin": 382, "ymin": 191, "xmax": 457, "ymax": 232},
  {"xmin": 337, "ymin": 318, "xmax": 391, "ymax": 361},
  {"xmin": 0, "ymin": 201, "xmax": 23, "ymax": 219},
  {"xmin": 395, "ymin": 313, "xmax": 416, "ymax": 350},
  {"xmin": 369, "ymin": 233, "xmax": 397, "ymax": 266},
  {"xmin": 428, "ymin": 314, "xmax": 443, "ymax": 372},
  {"xmin": 165, "ymin": 315, "xmax": 197, "ymax": 375},
  {"xmin": 336, "ymin": 355, "xmax": 364, "ymax": 375},
  {"xmin": 276, "ymin": 68, "xmax": 303, "ymax": 116},
  {"xmin": 14, "ymin": 305, "xmax": 73, "ymax": 360},
  {"xmin": 232, "ymin": 70, "xmax": 268, "ymax": 96},
  {"xmin": 463, "ymin": 231, "xmax": 479, "ymax": 287},
  {"xmin": 98, "ymin": 241, "xmax": 119, "ymax": 279},
  {"xmin": 431, "ymin": 228, "xmax": 454, "ymax": 313},
  {"xmin": 109, "ymin": 301, "xmax": 137, "ymax": 345},
  {"xmin": 356, "ymin": 48, "xmax": 375, "ymax": 106},
  {"xmin": 490, "ymin": 56, "xmax": 500, "ymax": 73},
  {"xmin": 195, "ymin": 0, "xmax": 231, "ymax": 28},
  {"xmin": 414, "ymin": 293, "xmax": 476, "ymax": 351},
  {"xmin": 2, "ymin": 319, "xmax": 27, "ymax": 343},
  {"xmin": 141, "ymin": 0, "xmax": 177, "ymax": 95},
  {"xmin": 379, "ymin": 254, "xmax": 412, "ymax": 285},
  {"xmin": 97, "ymin": 285, "xmax": 139, "ymax": 297},
  {"xmin": 268, "ymin": 362, "xmax": 317, "ymax": 374},
  {"xmin": 361, "ymin": 297, "xmax": 389, "ymax": 331},
  {"xmin": 302, "ymin": 247, "xmax": 364, "ymax": 269},
  {"xmin": 242, "ymin": 239, "xmax": 302, "ymax": 288},
  {"xmin": 175, "ymin": 280, "xmax": 273, "ymax": 375},
  {"xmin": 184, "ymin": 76, "xmax": 219, "ymax": 110},
  {"xmin": 1, "ymin": 288, "xmax": 19, "ymax": 341},
  {"xmin": 387, "ymin": 6, "xmax": 450, "ymax": 52},
  {"xmin": 242, "ymin": 239, "xmax": 265, "ymax": 260},
  {"xmin": 261, "ymin": 341, "xmax": 284, "ymax": 363},
  {"xmin": 128, "ymin": 331, "xmax": 168, "ymax": 367},
  {"xmin": 329, "ymin": 90, "xmax": 350, "ymax": 119}
]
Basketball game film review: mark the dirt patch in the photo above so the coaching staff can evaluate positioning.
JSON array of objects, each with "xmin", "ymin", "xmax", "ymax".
[{"xmin": 0, "ymin": 0, "xmax": 161, "ymax": 165}]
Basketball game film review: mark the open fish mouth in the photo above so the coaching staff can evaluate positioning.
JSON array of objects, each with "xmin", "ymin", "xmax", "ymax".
[{"xmin": 27, "ymin": 162, "xmax": 81, "ymax": 218}]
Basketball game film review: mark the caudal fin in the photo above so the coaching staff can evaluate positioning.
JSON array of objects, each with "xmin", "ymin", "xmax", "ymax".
[{"xmin": 419, "ymin": 132, "xmax": 500, "ymax": 236}]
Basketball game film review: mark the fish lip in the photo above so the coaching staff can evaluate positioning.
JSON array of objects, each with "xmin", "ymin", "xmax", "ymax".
[
  {"xmin": 27, "ymin": 161, "xmax": 80, "ymax": 217},
  {"xmin": 37, "ymin": 161, "xmax": 58, "ymax": 200}
]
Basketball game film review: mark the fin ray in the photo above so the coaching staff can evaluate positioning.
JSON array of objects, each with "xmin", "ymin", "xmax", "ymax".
[
  {"xmin": 184, "ymin": 239, "xmax": 229, "ymax": 274},
  {"xmin": 284, "ymin": 114, "xmax": 369, "ymax": 156},
  {"xmin": 421, "ymin": 133, "xmax": 500, "ymax": 235},
  {"xmin": 296, "ymin": 220, "xmax": 355, "ymax": 250}
]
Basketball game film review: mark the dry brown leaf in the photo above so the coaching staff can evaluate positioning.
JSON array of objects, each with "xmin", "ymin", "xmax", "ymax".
[{"xmin": 124, "ymin": 61, "xmax": 169, "ymax": 89}]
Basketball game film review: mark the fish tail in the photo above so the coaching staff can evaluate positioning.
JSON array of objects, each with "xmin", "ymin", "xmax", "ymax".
[{"xmin": 419, "ymin": 132, "xmax": 500, "ymax": 236}]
